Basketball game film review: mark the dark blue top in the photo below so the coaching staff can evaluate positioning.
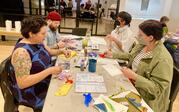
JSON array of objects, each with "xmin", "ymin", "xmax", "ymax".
[{"xmin": 10, "ymin": 43, "xmax": 52, "ymax": 109}]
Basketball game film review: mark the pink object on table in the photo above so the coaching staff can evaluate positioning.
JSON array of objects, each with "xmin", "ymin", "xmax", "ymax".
[
  {"xmin": 176, "ymin": 31, "xmax": 179, "ymax": 34},
  {"xmin": 58, "ymin": 71, "xmax": 71, "ymax": 80}
]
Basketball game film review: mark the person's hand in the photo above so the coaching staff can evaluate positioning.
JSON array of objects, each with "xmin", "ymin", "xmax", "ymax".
[
  {"xmin": 105, "ymin": 34, "xmax": 111, "ymax": 38},
  {"xmin": 104, "ymin": 50, "xmax": 113, "ymax": 58},
  {"xmin": 57, "ymin": 41, "xmax": 65, "ymax": 48},
  {"xmin": 121, "ymin": 67, "xmax": 137, "ymax": 81},
  {"xmin": 48, "ymin": 66, "xmax": 63, "ymax": 75},
  {"xmin": 106, "ymin": 34, "xmax": 116, "ymax": 41}
]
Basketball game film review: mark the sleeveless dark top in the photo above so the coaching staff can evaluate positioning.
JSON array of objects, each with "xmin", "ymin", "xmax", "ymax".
[{"xmin": 10, "ymin": 43, "xmax": 52, "ymax": 109}]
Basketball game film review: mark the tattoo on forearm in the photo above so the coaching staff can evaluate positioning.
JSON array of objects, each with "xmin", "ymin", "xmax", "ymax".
[{"xmin": 12, "ymin": 48, "xmax": 31, "ymax": 78}]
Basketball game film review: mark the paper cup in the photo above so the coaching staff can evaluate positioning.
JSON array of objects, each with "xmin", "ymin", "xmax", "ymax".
[
  {"xmin": 15, "ymin": 21, "xmax": 21, "ymax": 32},
  {"xmin": 5, "ymin": 20, "xmax": 12, "ymax": 31}
]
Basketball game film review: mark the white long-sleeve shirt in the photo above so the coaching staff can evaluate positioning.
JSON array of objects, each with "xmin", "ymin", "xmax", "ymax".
[{"xmin": 111, "ymin": 25, "xmax": 135, "ymax": 53}]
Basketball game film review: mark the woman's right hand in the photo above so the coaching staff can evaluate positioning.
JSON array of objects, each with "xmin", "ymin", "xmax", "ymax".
[
  {"xmin": 106, "ymin": 34, "xmax": 115, "ymax": 41},
  {"xmin": 104, "ymin": 50, "xmax": 113, "ymax": 58},
  {"xmin": 48, "ymin": 66, "xmax": 63, "ymax": 75},
  {"xmin": 57, "ymin": 41, "xmax": 65, "ymax": 48}
]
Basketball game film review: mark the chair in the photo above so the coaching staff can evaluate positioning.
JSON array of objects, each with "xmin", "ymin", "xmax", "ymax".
[
  {"xmin": 168, "ymin": 66, "xmax": 179, "ymax": 112},
  {"xmin": 72, "ymin": 28, "xmax": 87, "ymax": 36},
  {"xmin": 65, "ymin": 7, "xmax": 72, "ymax": 16},
  {"xmin": 0, "ymin": 57, "xmax": 19, "ymax": 112},
  {"xmin": 0, "ymin": 57, "xmax": 42, "ymax": 112}
]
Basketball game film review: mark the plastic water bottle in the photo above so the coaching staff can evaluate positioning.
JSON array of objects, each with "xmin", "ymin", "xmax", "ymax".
[
  {"xmin": 86, "ymin": 29, "xmax": 92, "ymax": 47},
  {"xmin": 86, "ymin": 29, "xmax": 91, "ymax": 39}
]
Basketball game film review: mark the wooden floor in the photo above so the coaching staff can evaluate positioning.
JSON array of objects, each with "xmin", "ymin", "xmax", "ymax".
[{"xmin": 0, "ymin": 40, "xmax": 179, "ymax": 112}]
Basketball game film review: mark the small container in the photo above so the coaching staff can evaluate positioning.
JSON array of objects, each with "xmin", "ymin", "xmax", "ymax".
[
  {"xmin": 80, "ymin": 59, "xmax": 85, "ymax": 71},
  {"xmin": 58, "ymin": 60, "xmax": 70, "ymax": 72},
  {"xmin": 88, "ymin": 59, "xmax": 97, "ymax": 73},
  {"xmin": 5, "ymin": 20, "xmax": 12, "ymax": 31},
  {"xmin": 64, "ymin": 61, "xmax": 70, "ymax": 70},
  {"xmin": 15, "ymin": 21, "xmax": 21, "ymax": 32},
  {"xmin": 84, "ymin": 48, "xmax": 88, "ymax": 57},
  {"xmin": 82, "ymin": 38, "xmax": 88, "ymax": 49}
]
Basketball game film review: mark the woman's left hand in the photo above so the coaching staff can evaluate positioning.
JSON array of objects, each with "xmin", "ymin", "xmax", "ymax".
[
  {"xmin": 121, "ymin": 67, "xmax": 137, "ymax": 81},
  {"xmin": 104, "ymin": 50, "xmax": 113, "ymax": 58}
]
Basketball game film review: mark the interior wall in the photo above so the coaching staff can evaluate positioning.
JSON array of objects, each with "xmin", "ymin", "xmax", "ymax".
[
  {"xmin": 168, "ymin": 0, "xmax": 179, "ymax": 32},
  {"xmin": 124, "ymin": 0, "xmax": 165, "ymax": 19}
]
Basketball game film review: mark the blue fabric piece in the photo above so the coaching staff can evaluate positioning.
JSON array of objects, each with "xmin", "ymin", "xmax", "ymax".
[
  {"xmin": 83, "ymin": 93, "xmax": 92, "ymax": 107},
  {"xmin": 95, "ymin": 103, "xmax": 107, "ymax": 112}
]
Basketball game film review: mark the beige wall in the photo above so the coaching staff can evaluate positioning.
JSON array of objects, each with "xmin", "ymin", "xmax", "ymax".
[
  {"xmin": 168, "ymin": 0, "xmax": 179, "ymax": 32},
  {"xmin": 130, "ymin": 18, "xmax": 144, "ymax": 34},
  {"xmin": 124, "ymin": 0, "xmax": 179, "ymax": 34}
]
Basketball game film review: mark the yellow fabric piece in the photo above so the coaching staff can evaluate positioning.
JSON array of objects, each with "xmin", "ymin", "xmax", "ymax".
[
  {"xmin": 59, "ymin": 51, "xmax": 77, "ymax": 60},
  {"xmin": 55, "ymin": 83, "xmax": 73, "ymax": 96}
]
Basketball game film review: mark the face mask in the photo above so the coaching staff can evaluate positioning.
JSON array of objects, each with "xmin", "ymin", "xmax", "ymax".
[
  {"xmin": 136, "ymin": 36, "xmax": 148, "ymax": 45},
  {"xmin": 114, "ymin": 25, "xmax": 128, "ymax": 34}
]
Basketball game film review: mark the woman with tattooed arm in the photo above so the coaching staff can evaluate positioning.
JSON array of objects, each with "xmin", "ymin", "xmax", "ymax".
[{"xmin": 10, "ymin": 16, "xmax": 70, "ymax": 111}]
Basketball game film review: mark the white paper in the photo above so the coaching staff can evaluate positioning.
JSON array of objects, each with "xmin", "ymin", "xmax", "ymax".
[
  {"xmin": 75, "ymin": 82, "xmax": 107, "ymax": 93},
  {"xmin": 172, "ymin": 36, "xmax": 179, "ymax": 40},
  {"xmin": 102, "ymin": 64, "xmax": 122, "ymax": 76},
  {"xmin": 94, "ymin": 94, "xmax": 128, "ymax": 112},
  {"xmin": 75, "ymin": 73, "xmax": 107, "ymax": 93},
  {"xmin": 76, "ymin": 73, "xmax": 104, "ymax": 82},
  {"xmin": 98, "ymin": 58, "xmax": 118, "ymax": 65}
]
